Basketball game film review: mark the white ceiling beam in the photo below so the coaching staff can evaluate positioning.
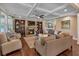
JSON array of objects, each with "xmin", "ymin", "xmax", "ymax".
[
  {"xmin": 0, "ymin": 6, "xmax": 15, "ymax": 16},
  {"xmin": 45, "ymin": 10, "xmax": 77, "ymax": 20},
  {"xmin": 73, "ymin": 3, "xmax": 79, "ymax": 8},
  {"xmin": 20, "ymin": 3, "xmax": 51, "ymax": 13},
  {"xmin": 26, "ymin": 3, "xmax": 37, "ymax": 17},
  {"xmin": 52, "ymin": 13, "xmax": 61, "ymax": 15},
  {"xmin": 53, "ymin": 12, "xmax": 77, "ymax": 19},
  {"xmin": 0, "ymin": 6, "xmax": 8, "ymax": 15},
  {"xmin": 21, "ymin": 3, "xmax": 68, "ymax": 16},
  {"xmin": 0, "ymin": 5, "xmax": 18, "ymax": 17},
  {"xmin": 20, "ymin": 3, "xmax": 32, "ymax": 8},
  {"xmin": 36, "ymin": 7, "xmax": 51, "ymax": 13},
  {"xmin": 45, "ymin": 4, "xmax": 68, "ymax": 16}
]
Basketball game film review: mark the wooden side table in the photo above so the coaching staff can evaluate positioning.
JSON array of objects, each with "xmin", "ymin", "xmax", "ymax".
[{"xmin": 0, "ymin": 45, "xmax": 2, "ymax": 56}]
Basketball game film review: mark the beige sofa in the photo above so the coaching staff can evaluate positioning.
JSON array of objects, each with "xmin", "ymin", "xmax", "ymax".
[
  {"xmin": 0, "ymin": 32, "xmax": 22, "ymax": 55},
  {"xmin": 35, "ymin": 34, "xmax": 72, "ymax": 56}
]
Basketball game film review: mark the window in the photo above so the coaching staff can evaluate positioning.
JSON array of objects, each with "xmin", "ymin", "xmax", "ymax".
[
  {"xmin": 7, "ymin": 16, "xmax": 13, "ymax": 32},
  {"xmin": 0, "ymin": 11, "xmax": 13, "ymax": 32}
]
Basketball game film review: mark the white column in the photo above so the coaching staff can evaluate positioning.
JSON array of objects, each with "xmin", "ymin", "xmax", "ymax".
[
  {"xmin": 77, "ymin": 13, "xmax": 79, "ymax": 44},
  {"xmin": 77, "ymin": 13, "xmax": 79, "ymax": 38},
  {"xmin": 42, "ymin": 21, "xmax": 48, "ymax": 33}
]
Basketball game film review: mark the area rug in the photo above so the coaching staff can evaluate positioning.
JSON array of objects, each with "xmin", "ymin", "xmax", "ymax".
[{"xmin": 24, "ymin": 36, "xmax": 36, "ymax": 48}]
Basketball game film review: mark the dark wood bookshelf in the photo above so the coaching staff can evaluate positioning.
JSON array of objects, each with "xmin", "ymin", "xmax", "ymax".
[{"xmin": 15, "ymin": 19, "xmax": 25, "ymax": 37}]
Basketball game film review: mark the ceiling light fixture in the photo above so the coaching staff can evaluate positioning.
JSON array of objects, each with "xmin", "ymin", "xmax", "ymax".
[
  {"xmin": 64, "ymin": 9, "xmax": 68, "ymax": 12},
  {"xmin": 37, "ymin": 16, "xmax": 40, "ymax": 19}
]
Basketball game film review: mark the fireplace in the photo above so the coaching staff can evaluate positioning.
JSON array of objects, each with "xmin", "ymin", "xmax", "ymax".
[{"xmin": 28, "ymin": 28, "xmax": 35, "ymax": 35}]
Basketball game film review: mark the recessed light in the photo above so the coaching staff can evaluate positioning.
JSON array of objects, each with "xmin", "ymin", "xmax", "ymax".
[
  {"xmin": 37, "ymin": 16, "xmax": 40, "ymax": 19},
  {"xmin": 18, "ymin": 16, "xmax": 21, "ymax": 18},
  {"xmin": 64, "ymin": 9, "xmax": 68, "ymax": 12}
]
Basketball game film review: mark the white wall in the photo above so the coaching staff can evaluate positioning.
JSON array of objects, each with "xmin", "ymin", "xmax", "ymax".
[{"xmin": 54, "ymin": 16, "xmax": 77, "ymax": 38}]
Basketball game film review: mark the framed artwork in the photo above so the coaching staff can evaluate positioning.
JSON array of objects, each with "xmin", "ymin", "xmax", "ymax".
[
  {"xmin": 48, "ymin": 23, "xmax": 53, "ymax": 28},
  {"xmin": 61, "ymin": 20, "xmax": 70, "ymax": 29}
]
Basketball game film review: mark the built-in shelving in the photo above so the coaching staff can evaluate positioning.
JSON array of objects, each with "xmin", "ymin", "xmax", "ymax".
[{"xmin": 15, "ymin": 19, "xmax": 43, "ymax": 36}]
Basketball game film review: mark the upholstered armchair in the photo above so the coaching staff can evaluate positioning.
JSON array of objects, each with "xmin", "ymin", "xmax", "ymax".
[{"xmin": 0, "ymin": 32, "xmax": 22, "ymax": 55}]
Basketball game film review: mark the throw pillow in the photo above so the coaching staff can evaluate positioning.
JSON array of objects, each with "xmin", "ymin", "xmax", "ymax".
[
  {"xmin": 40, "ymin": 37, "xmax": 46, "ymax": 46},
  {"xmin": 38, "ymin": 36, "xmax": 46, "ymax": 46}
]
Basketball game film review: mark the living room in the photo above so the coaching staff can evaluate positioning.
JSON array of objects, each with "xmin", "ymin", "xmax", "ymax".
[{"xmin": 0, "ymin": 3, "xmax": 79, "ymax": 56}]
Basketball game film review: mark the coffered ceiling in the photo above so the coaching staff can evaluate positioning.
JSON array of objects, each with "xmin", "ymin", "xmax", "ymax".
[{"xmin": 0, "ymin": 3, "xmax": 79, "ymax": 20}]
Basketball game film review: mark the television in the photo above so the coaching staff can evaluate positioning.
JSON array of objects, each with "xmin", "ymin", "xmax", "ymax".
[{"xmin": 28, "ymin": 21, "xmax": 35, "ymax": 26}]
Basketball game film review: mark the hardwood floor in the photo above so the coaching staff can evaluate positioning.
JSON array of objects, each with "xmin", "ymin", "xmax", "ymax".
[{"xmin": 6, "ymin": 38, "xmax": 79, "ymax": 56}]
